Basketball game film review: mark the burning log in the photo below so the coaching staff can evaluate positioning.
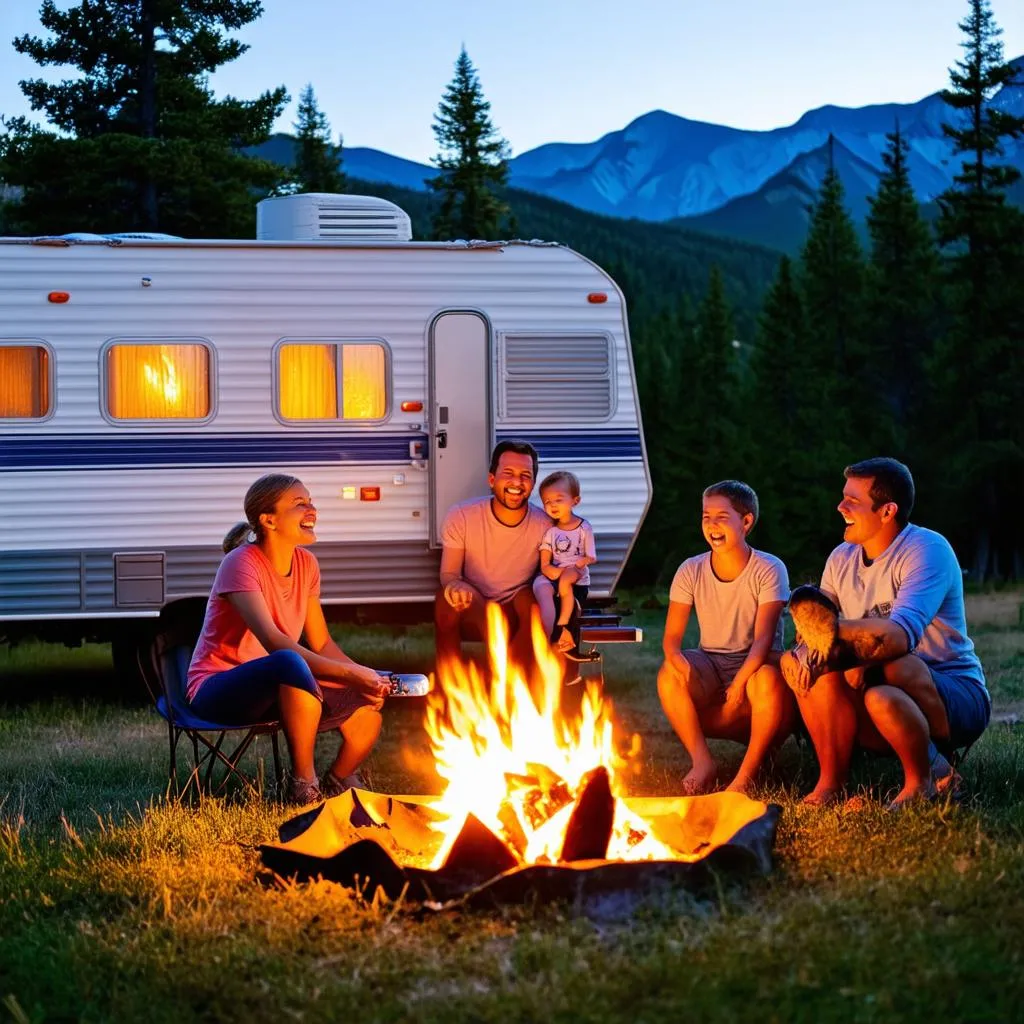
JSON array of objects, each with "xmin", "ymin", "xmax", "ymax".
[
  {"xmin": 497, "ymin": 800, "xmax": 529, "ymax": 860},
  {"xmin": 504, "ymin": 763, "xmax": 573, "ymax": 830},
  {"xmin": 440, "ymin": 813, "xmax": 519, "ymax": 879},
  {"xmin": 558, "ymin": 766, "xmax": 615, "ymax": 862}
]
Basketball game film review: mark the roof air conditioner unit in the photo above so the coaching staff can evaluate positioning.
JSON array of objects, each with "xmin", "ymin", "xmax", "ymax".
[{"xmin": 256, "ymin": 193, "xmax": 413, "ymax": 242}]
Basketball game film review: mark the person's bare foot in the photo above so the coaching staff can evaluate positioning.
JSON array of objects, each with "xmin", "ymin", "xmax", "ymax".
[
  {"xmin": 802, "ymin": 786, "xmax": 844, "ymax": 807},
  {"xmin": 681, "ymin": 762, "xmax": 717, "ymax": 796},
  {"xmin": 725, "ymin": 773, "xmax": 756, "ymax": 795},
  {"xmin": 885, "ymin": 781, "xmax": 938, "ymax": 810}
]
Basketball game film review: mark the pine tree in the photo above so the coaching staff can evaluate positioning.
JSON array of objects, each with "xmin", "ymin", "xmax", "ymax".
[
  {"xmin": 429, "ymin": 48, "xmax": 511, "ymax": 240},
  {"xmin": 1, "ymin": 0, "xmax": 287, "ymax": 236},
  {"xmin": 691, "ymin": 267, "xmax": 739, "ymax": 480},
  {"xmin": 791, "ymin": 160, "xmax": 882, "ymax": 567},
  {"xmin": 739, "ymin": 255, "xmax": 834, "ymax": 575},
  {"xmin": 742, "ymin": 257, "xmax": 802, "ymax": 556},
  {"xmin": 292, "ymin": 84, "xmax": 346, "ymax": 194},
  {"xmin": 797, "ymin": 152, "xmax": 894, "ymax": 452},
  {"xmin": 932, "ymin": 0, "xmax": 1024, "ymax": 579},
  {"xmin": 800, "ymin": 152, "xmax": 867, "ymax": 390},
  {"xmin": 864, "ymin": 124, "xmax": 941, "ymax": 441},
  {"xmin": 642, "ymin": 269, "xmax": 742, "ymax": 576}
]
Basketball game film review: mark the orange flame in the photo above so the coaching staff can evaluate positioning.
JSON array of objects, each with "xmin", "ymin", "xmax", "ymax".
[{"xmin": 424, "ymin": 604, "xmax": 675, "ymax": 866}]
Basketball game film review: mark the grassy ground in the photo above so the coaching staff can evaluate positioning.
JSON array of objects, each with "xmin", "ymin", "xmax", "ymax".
[{"xmin": 1, "ymin": 591, "xmax": 1023, "ymax": 1022}]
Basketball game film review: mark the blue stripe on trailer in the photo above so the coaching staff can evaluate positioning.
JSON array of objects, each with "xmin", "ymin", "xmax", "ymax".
[
  {"xmin": 496, "ymin": 431, "xmax": 643, "ymax": 461},
  {"xmin": 0, "ymin": 430, "xmax": 644, "ymax": 470},
  {"xmin": 0, "ymin": 433, "xmax": 427, "ymax": 470}
]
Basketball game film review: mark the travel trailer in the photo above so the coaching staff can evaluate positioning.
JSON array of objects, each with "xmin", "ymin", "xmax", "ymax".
[{"xmin": 0, "ymin": 193, "xmax": 651, "ymax": 656}]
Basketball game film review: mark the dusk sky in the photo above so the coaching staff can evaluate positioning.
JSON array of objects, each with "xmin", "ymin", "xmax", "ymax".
[{"xmin": 1, "ymin": 0, "xmax": 1022, "ymax": 163}]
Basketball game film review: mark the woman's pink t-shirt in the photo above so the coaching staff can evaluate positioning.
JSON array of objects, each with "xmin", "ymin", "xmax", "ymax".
[{"xmin": 186, "ymin": 543, "xmax": 320, "ymax": 701}]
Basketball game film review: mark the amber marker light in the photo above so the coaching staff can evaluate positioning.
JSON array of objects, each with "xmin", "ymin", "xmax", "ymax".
[
  {"xmin": 400, "ymin": 400, "xmax": 424, "ymax": 412},
  {"xmin": 360, "ymin": 486, "xmax": 381, "ymax": 501},
  {"xmin": 48, "ymin": 291, "xmax": 71, "ymax": 303},
  {"xmin": 587, "ymin": 292, "xmax": 608, "ymax": 304}
]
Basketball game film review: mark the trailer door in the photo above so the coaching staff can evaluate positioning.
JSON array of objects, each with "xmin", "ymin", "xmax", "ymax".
[{"xmin": 429, "ymin": 311, "xmax": 492, "ymax": 547}]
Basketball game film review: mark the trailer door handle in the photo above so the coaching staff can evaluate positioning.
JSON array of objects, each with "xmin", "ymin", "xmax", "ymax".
[{"xmin": 436, "ymin": 430, "xmax": 448, "ymax": 450}]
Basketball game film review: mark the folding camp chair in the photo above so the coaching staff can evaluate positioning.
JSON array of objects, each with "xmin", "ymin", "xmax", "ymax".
[{"xmin": 138, "ymin": 625, "xmax": 283, "ymax": 798}]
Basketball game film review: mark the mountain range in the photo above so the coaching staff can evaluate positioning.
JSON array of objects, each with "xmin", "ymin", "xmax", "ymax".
[{"xmin": 255, "ymin": 55, "xmax": 1024, "ymax": 252}]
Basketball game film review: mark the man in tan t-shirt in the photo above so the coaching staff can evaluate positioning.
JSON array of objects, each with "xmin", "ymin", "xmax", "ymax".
[{"xmin": 435, "ymin": 439, "xmax": 551, "ymax": 669}]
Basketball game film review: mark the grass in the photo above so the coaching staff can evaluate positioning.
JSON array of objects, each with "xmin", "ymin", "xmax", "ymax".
[{"xmin": 1, "ymin": 591, "xmax": 1024, "ymax": 1022}]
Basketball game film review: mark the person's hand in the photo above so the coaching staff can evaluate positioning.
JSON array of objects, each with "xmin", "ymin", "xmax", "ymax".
[
  {"xmin": 354, "ymin": 666, "xmax": 390, "ymax": 699},
  {"xmin": 574, "ymin": 558, "xmax": 589, "ymax": 569},
  {"xmin": 845, "ymin": 665, "xmax": 869, "ymax": 691},
  {"xmin": 444, "ymin": 580, "xmax": 474, "ymax": 611},
  {"xmin": 556, "ymin": 627, "xmax": 575, "ymax": 653},
  {"xmin": 781, "ymin": 649, "xmax": 812, "ymax": 697},
  {"xmin": 722, "ymin": 678, "xmax": 747, "ymax": 709}
]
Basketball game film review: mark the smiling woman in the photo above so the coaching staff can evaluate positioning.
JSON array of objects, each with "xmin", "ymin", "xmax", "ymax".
[{"xmin": 185, "ymin": 473, "xmax": 392, "ymax": 805}]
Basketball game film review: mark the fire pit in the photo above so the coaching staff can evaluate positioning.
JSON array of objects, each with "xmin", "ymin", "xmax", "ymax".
[{"xmin": 260, "ymin": 607, "xmax": 781, "ymax": 908}]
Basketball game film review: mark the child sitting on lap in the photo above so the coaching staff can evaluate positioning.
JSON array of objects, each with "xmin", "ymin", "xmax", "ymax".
[
  {"xmin": 531, "ymin": 471, "xmax": 597, "ymax": 653},
  {"xmin": 657, "ymin": 480, "xmax": 795, "ymax": 795}
]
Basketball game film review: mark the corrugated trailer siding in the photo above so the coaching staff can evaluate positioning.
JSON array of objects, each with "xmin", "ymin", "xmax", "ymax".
[
  {"xmin": 0, "ymin": 464, "xmax": 431, "ymax": 551},
  {"xmin": 0, "ymin": 552, "xmax": 82, "ymax": 612},
  {"xmin": 0, "ymin": 239, "xmax": 649, "ymax": 616},
  {"xmin": 0, "ymin": 459, "xmax": 644, "ymax": 562},
  {"xmin": 0, "ymin": 243, "xmax": 637, "ymax": 433},
  {"xmin": 83, "ymin": 550, "xmax": 115, "ymax": 607},
  {"xmin": 0, "ymin": 533, "xmax": 635, "ymax": 617},
  {"xmin": 165, "ymin": 541, "xmax": 443, "ymax": 604}
]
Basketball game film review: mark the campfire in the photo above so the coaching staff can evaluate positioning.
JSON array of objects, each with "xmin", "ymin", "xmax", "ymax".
[
  {"xmin": 426, "ymin": 604, "xmax": 679, "ymax": 867},
  {"xmin": 261, "ymin": 605, "xmax": 781, "ymax": 907}
]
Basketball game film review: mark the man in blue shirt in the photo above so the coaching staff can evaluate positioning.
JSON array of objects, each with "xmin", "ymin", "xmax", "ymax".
[{"xmin": 781, "ymin": 458, "xmax": 990, "ymax": 808}]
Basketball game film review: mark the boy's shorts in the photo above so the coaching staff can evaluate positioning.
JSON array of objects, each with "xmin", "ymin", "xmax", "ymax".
[
  {"xmin": 679, "ymin": 648, "xmax": 783, "ymax": 695},
  {"xmin": 928, "ymin": 666, "xmax": 991, "ymax": 753}
]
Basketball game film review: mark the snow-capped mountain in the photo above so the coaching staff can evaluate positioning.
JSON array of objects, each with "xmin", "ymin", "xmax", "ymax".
[{"xmin": 285, "ymin": 55, "xmax": 1023, "ymax": 234}]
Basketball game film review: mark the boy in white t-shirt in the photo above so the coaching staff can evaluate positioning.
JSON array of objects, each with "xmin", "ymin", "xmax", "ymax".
[
  {"xmin": 532, "ymin": 471, "xmax": 597, "ymax": 653},
  {"xmin": 658, "ymin": 480, "xmax": 795, "ymax": 795}
]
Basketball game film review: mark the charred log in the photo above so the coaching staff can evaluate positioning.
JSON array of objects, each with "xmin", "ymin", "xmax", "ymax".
[
  {"xmin": 559, "ymin": 766, "xmax": 615, "ymax": 862},
  {"xmin": 441, "ymin": 813, "xmax": 518, "ymax": 879}
]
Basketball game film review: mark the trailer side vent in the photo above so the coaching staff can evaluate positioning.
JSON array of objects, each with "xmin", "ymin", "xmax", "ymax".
[
  {"xmin": 501, "ymin": 334, "xmax": 615, "ymax": 422},
  {"xmin": 114, "ymin": 552, "xmax": 166, "ymax": 607},
  {"xmin": 256, "ymin": 193, "xmax": 413, "ymax": 242}
]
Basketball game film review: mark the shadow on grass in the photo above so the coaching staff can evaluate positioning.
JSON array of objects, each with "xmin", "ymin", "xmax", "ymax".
[{"xmin": 0, "ymin": 663, "xmax": 149, "ymax": 709}]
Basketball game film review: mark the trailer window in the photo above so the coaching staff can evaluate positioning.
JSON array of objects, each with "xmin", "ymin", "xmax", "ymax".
[
  {"xmin": 106, "ymin": 343, "xmax": 211, "ymax": 419},
  {"xmin": 277, "ymin": 342, "xmax": 387, "ymax": 420},
  {"xmin": 0, "ymin": 344, "xmax": 51, "ymax": 418},
  {"xmin": 502, "ymin": 334, "xmax": 614, "ymax": 421}
]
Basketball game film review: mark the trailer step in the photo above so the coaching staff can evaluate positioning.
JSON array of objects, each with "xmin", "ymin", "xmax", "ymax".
[
  {"xmin": 578, "ymin": 613, "xmax": 624, "ymax": 627},
  {"xmin": 579, "ymin": 625, "xmax": 644, "ymax": 644}
]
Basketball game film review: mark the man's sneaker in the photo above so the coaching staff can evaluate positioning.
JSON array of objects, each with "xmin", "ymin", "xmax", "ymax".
[
  {"xmin": 284, "ymin": 774, "xmax": 322, "ymax": 806},
  {"xmin": 321, "ymin": 770, "xmax": 368, "ymax": 799}
]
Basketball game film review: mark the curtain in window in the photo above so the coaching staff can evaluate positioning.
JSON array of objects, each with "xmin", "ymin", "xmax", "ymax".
[
  {"xmin": 0, "ymin": 346, "xmax": 49, "ymax": 418},
  {"xmin": 279, "ymin": 344, "xmax": 338, "ymax": 419},
  {"xmin": 341, "ymin": 344, "xmax": 386, "ymax": 419},
  {"xmin": 107, "ymin": 344, "xmax": 209, "ymax": 419}
]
